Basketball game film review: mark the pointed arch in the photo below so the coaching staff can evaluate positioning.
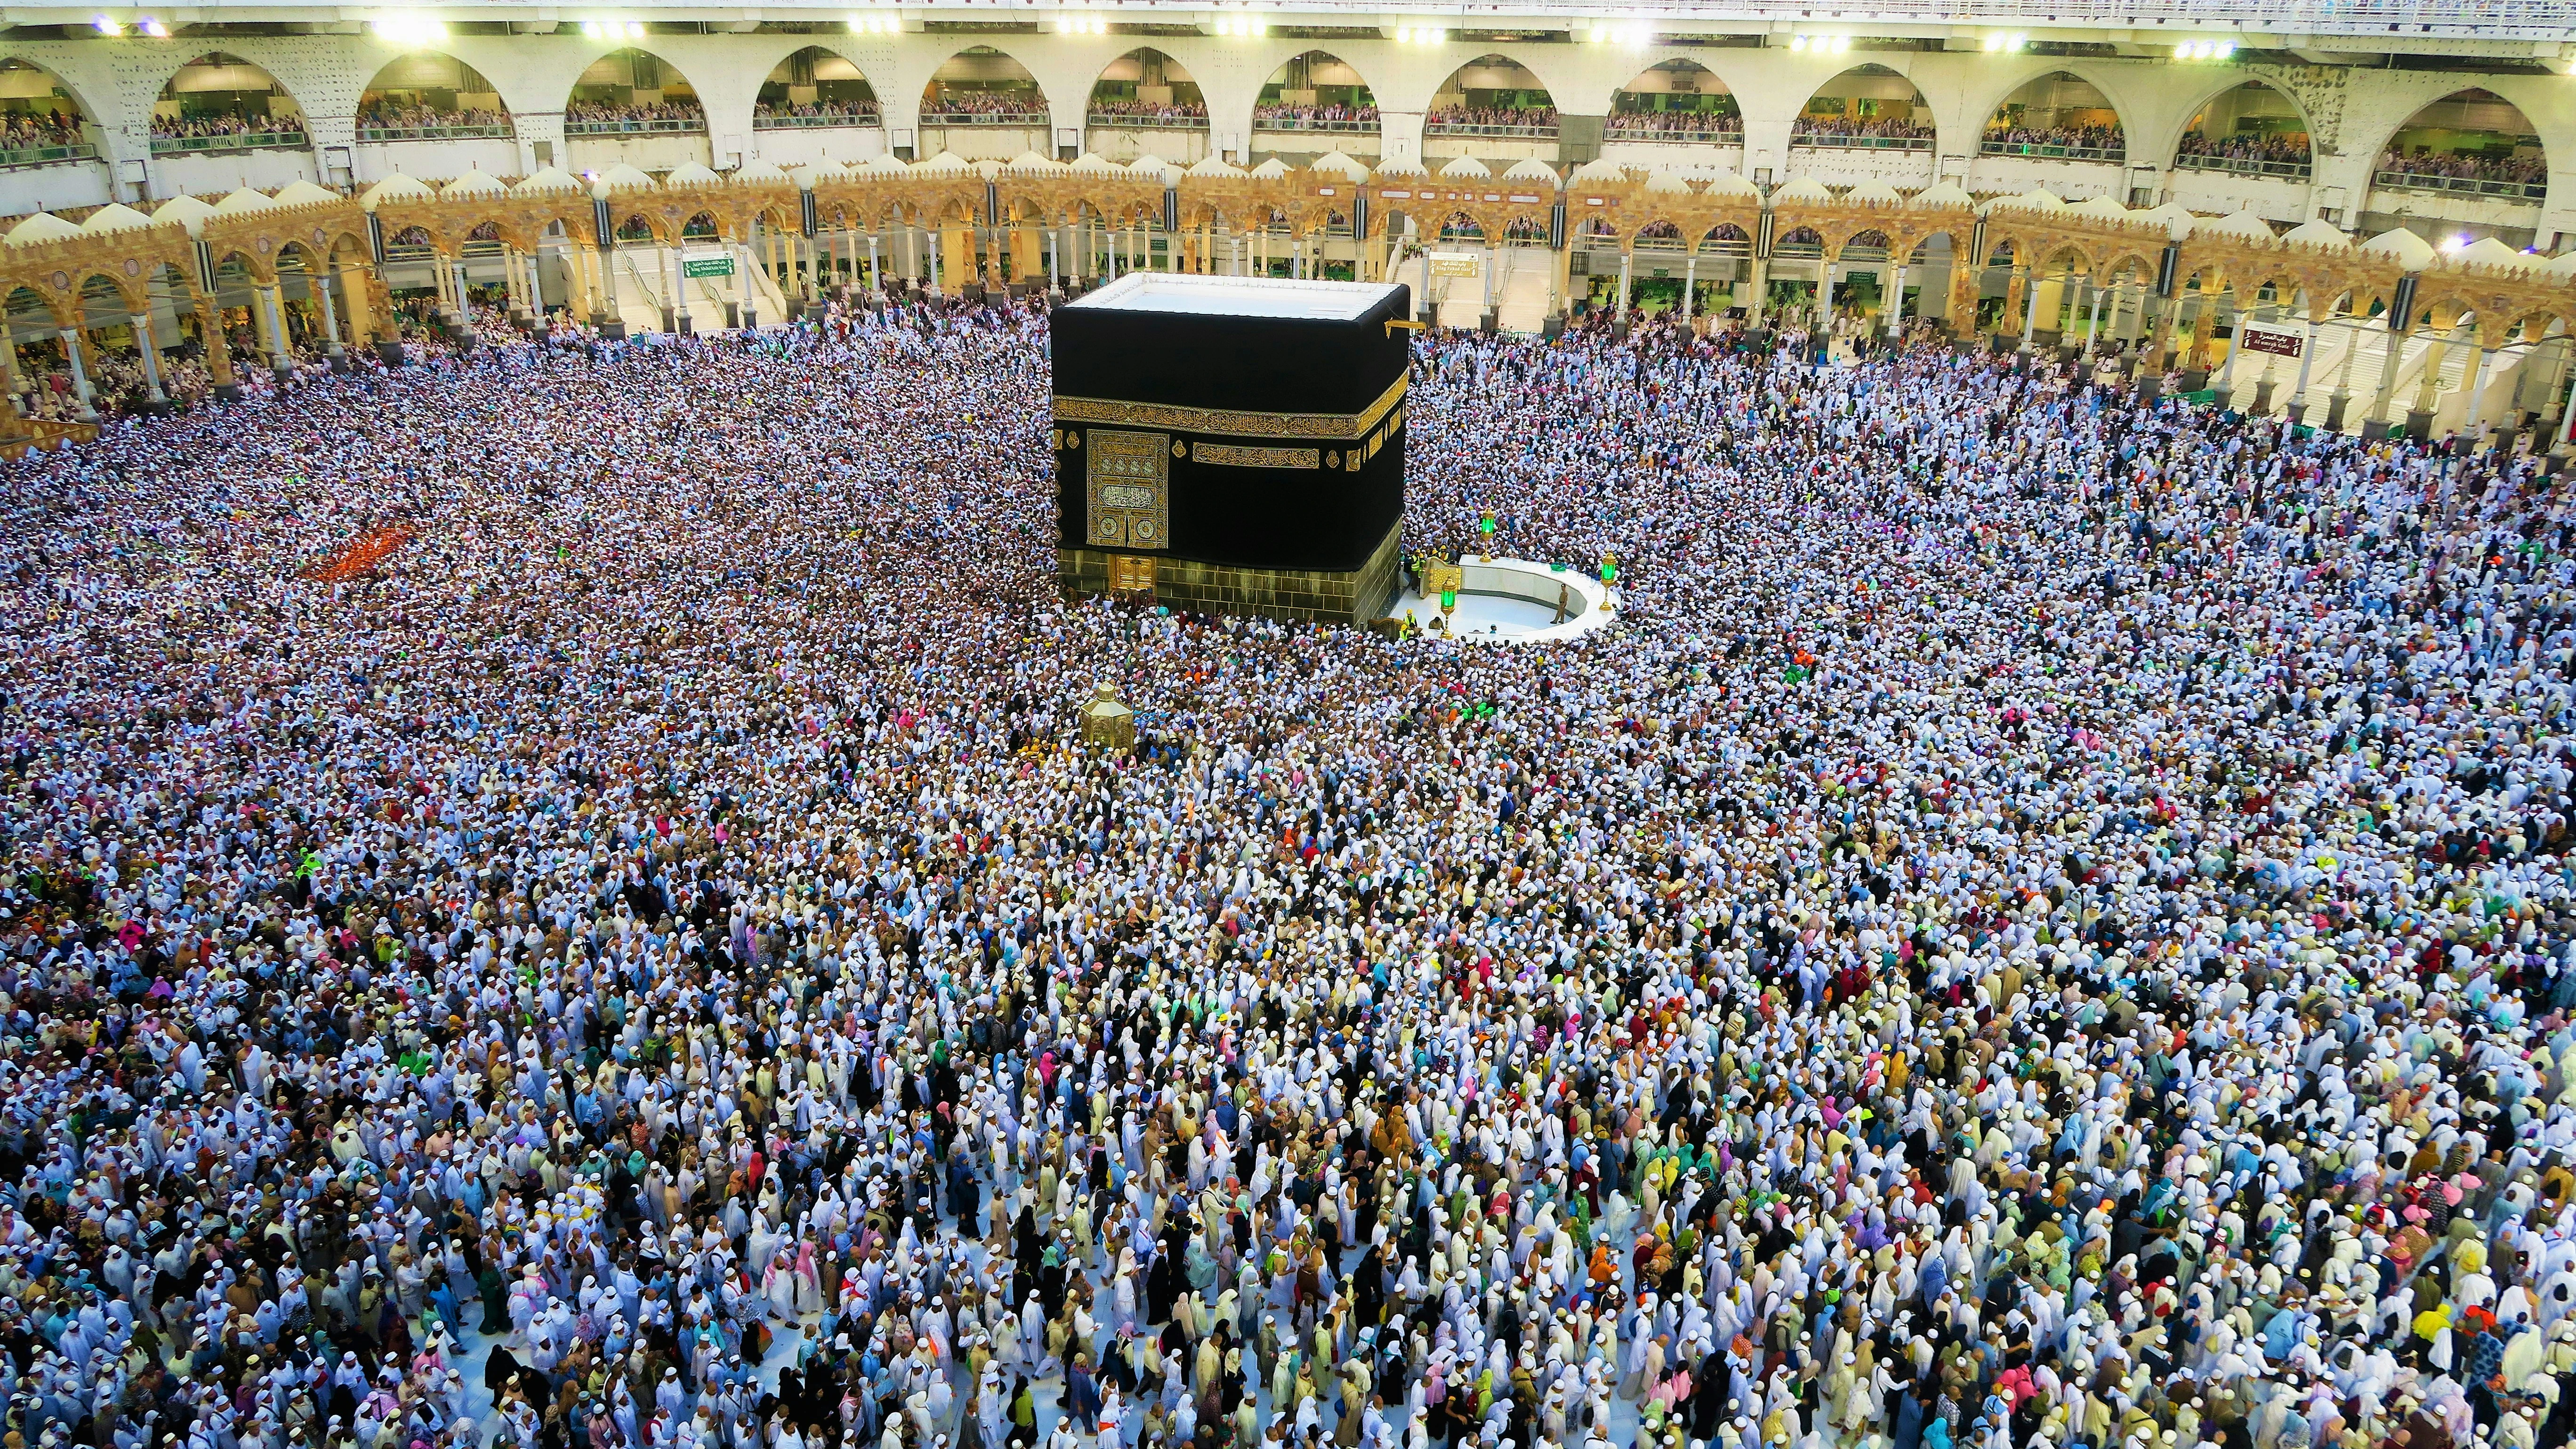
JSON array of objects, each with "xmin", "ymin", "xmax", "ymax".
[
  {"xmin": 2365, "ymin": 88, "xmax": 2546, "ymax": 202},
  {"xmin": 757, "ymin": 45, "xmax": 879, "ymax": 129},
  {"xmin": 1979, "ymin": 71, "xmax": 2125, "ymax": 162},
  {"xmin": 2171, "ymin": 78, "xmax": 2311, "ymax": 177},
  {"xmin": 357, "ymin": 51, "xmax": 510, "ymax": 138},
  {"xmin": 1425, "ymin": 55, "xmax": 1555, "ymax": 137},
  {"xmin": 1610, "ymin": 59, "xmax": 1738, "ymax": 144},
  {"xmin": 1254, "ymin": 51, "xmax": 1377, "ymax": 135},
  {"xmin": 1792, "ymin": 65, "xmax": 1932, "ymax": 150},
  {"xmin": 0, "ymin": 58, "xmax": 94, "ymax": 161},
  {"xmin": 922, "ymin": 46, "xmax": 1049, "ymax": 124},
  {"xmin": 1088, "ymin": 48, "xmax": 1204, "ymax": 127},
  {"xmin": 565, "ymin": 48, "xmax": 706, "ymax": 132},
  {"xmin": 153, "ymin": 52, "xmax": 308, "ymax": 150}
]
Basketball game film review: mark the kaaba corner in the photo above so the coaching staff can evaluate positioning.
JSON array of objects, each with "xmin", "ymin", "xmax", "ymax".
[{"xmin": 1051, "ymin": 274, "xmax": 1413, "ymax": 627}]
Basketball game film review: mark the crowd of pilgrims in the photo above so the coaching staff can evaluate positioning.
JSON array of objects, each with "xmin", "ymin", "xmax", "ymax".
[
  {"xmin": 3, "ymin": 288, "xmax": 2576, "ymax": 1449},
  {"xmin": 1605, "ymin": 113, "xmax": 1746, "ymax": 139},
  {"xmin": 753, "ymin": 103, "xmax": 885, "ymax": 126},
  {"xmin": 1425, "ymin": 108, "xmax": 1560, "ymax": 131},
  {"xmin": 145, "ymin": 111, "xmax": 308, "ymax": 141},
  {"xmin": 355, "ymin": 106, "xmax": 511, "ymax": 135},
  {"xmin": 563, "ymin": 101, "xmax": 707, "ymax": 128},
  {"xmin": 1979, "ymin": 126, "xmax": 2125, "ymax": 155},
  {"xmin": 0, "ymin": 108, "xmax": 83, "ymax": 151},
  {"xmin": 2174, "ymin": 133, "xmax": 2313, "ymax": 168},
  {"xmin": 1787, "ymin": 117, "xmax": 1937, "ymax": 142}
]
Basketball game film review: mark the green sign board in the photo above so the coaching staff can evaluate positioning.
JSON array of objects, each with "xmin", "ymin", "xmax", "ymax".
[{"xmin": 682, "ymin": 256, "xmax": 735, "ymax": 279}]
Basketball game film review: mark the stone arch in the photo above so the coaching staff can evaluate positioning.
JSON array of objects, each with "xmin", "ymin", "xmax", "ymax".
[
  {"xmin": 1977, "ymin": 70, "xmax": 2127, "ymax": 159},
  {"xmin": 4, "ymin": 284, "xmax": 64, "ymax": 341},
  {"xmin": 2359, "ymin": 88, "xmax": 2546, "ymax": 200},
  {"xmin": 1254, "ymin": 50, "xmax": 1377, "ymax": 135},
  {"xmin": 74, "ymin": 269, "xmax": 142, "ymax": 321},
  {"xmin": 1426, "ymin": 54, "xmax": 1557, "ymax": 134},
  {"xmin": 356, "ymin": 51, "xmax": 509, "ymax": 134},
  {"xmin": 565, "ymin": 47, "xmax": 704, "ymax": 125},
  {"xmin": 2098, "ymin": 247, "xmax": 2160, "ymax": 284},
  {"xmin": 155, "ymin": 52, "xmax": 307, "ymax": 140},
  {"xmin": 922, "ymin": 46, "xmax": 1050, "ymax": 122},
  {"xmin": 1089, "ymin": 48, "xmax": 1202, "ymax": 123},
  {"xmin": 209, "ymin": 244, "xmax": 276, "ymax": 287},
  {"xmin": 1793, "ymin": 64, "xmax": 1932, "ymax": 146},
  {"xmin": 0, "ymin": 57, "xmax": 98, "ymax": 144},
  {"xmin": 1832, "ymin": 226, "xmax": 1895, "ymax": 260},
  {"xmin": 1436, "ymin": 208, "xmax": 1490, "ymax": 242},
  {"xmin": 2168, "ymin": 77, "xmax": 2312, "ymax": 173},
  {"xmin": 759, "ymin": 45, "xmax": 880, "ymax": 126},
  {"xmin": 1610, "ymin": 58, "xmax": 1739, "ymax": 143},
  {"xmin": 1700, "ymin": 221, "xmax": 1754, "ymax": 255},
  {"xmin": 1001, "ymin": 188, "xmax": 1070, "ymax": 228},
  {"xmin": 611, "ymin": 211, "xmax": 667, "ymax": 245}
]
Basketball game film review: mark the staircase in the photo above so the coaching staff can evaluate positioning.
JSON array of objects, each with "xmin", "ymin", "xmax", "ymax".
[
  {"xmin": 1494, "ymin": 249, "xmax": 1554, "ymax": 334},
  {"xmin": 612, "ymin": 248, "xmax": 667, "ymax": 331},
  {"xmin": 2234, "ymin": 323, "xmax": 2528, "ymax": 436},
  {"xmin": 604, "ymin": 247, "xmax": 797, "ymax": 333},
  {"xmin": 1431, "ymin": 254, "xmax": 1485, "ymax": 330}
]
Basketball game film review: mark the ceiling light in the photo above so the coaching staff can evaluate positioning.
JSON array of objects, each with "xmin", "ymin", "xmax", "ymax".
[
  {"xmin": 92, "ymin": 14, "xmax": 122, "ymax": 34},
  {"xmin": 1789, "ymin": 34, "xmax": 1806, "ymax": 50},
  {"xmin": 138, "ymin": 15, "xmax": 166, "ymax": 34}
]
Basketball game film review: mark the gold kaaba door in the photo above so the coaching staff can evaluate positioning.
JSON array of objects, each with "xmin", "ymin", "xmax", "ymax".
[
  {"xmin": 1087, "ymin": 428, "xmax": 1170, "ymax": 550},
  {"xmin": 1108, "ymin": 554, "xmax": 1158, "ymax": 591}
]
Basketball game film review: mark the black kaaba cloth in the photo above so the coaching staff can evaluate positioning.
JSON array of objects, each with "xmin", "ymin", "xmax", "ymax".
[{"xmin": 1052, "ymin": 274, "xmax": 1411, "ymax": 576}]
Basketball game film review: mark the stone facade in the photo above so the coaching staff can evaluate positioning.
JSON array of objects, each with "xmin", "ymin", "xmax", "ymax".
[{"xmin": 1060, "ymin": 519, "xmax": 1403, "ymax": 626}]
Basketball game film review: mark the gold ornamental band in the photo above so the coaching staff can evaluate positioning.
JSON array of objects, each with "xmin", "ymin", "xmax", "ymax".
[
  {"xmin": 1195, "ymin": 444, "xmax": 1322, "ymax": 469},
  {"xmin": 1051, "ymin": 374, "xmax": 1408, "ymax": 442}
]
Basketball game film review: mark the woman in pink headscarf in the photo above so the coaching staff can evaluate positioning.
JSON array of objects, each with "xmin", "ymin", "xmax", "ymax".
[{"xmin": 793, "ymin": 1236, "xmax": 822, "ymax": 1318}]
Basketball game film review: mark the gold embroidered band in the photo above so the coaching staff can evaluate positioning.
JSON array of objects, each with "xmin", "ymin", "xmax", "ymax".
[{"xmin": 1052, "ymin": 373, "xmax": 1408, "ymax": 442}]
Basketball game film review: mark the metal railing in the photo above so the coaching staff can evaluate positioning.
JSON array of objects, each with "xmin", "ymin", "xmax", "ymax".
[
  {"xmin": 0, "ymin": 143, "xmax": 97, "ymax": 168},
  {"xmin": 358, "ymin": 123, "xmax": 513, "ymax": 142},
  {"xmin": 1425, "ymin": 121, "xmax": 1559, "ymax": 138},
  {"xmin": 1606, "ymin": 126, "xmax": 1743, "ymax": 145},
  {"xmin": 1087, "ymin": 113, "xmax": 1208, "ymax": 129},
  {"xmin": 564, "ymin": 117, "xmax": 706, "ymax": 136},
  {"xmin": 921, "ymin": 111, "xmax": 1050, "ymax": 126},
  {"xmin": 777, "ymin": 0, "xmax": 2572, "ymax": 40},
  {"xmin": 149, "ymin": 132, "xmax": 309, "ymax": 156},
  {"xmin": 1790, "ymin": 132, "xmax": 1934, "ymax": 152},
  {"xmin": 619, "ymin": 248, "xmax": 666, "ymax": 318},
  {"xmin": 2174, "ymin": 152, "xmax": 2311, "ymax": 180},
  {"xmin": 2370, "ymin": 169, "xmax": 2545, "ymax": 203},
  {"xmin": 1251, "ymin": 116, "xmax": 1381, "ymax": 133},
  {"xmin": 753, "ymin": 112, "xmax": 881, "ymax": 130},
  {"xmin": 1980, "ymin": 140, "xmax": 2124, "ymax": 163}
]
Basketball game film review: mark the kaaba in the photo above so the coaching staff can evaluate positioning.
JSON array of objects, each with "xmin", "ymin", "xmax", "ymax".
[{"xmin": 1052, "ymin": 274, "xmax": 1412, "ymax": 625}]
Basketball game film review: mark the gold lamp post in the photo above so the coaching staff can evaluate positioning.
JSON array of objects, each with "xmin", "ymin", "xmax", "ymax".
[{"xmin": 1078, "ymin": 683, "xmax": 1135, "ymax": 751}]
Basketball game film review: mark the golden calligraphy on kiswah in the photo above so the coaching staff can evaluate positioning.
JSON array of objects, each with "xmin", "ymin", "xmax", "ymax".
[
  {"xmin": 1194, "ymin": 443, "xmax": 1323, "ymax": 469},
  {"xmin": 1052, "ymin": 374, "xmax": 1408, "ymax": 441}
]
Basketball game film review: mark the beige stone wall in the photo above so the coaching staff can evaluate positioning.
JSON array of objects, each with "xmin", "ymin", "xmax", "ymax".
[{"xmin": 1061, "ymin": 520, "xmax": 1402, "ymax": 626}]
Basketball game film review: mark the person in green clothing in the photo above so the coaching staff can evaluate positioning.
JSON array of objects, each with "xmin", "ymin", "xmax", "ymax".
[{"xmin": 478, "ymin": 1262, "xmax": 508, "ymax": 1335}]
